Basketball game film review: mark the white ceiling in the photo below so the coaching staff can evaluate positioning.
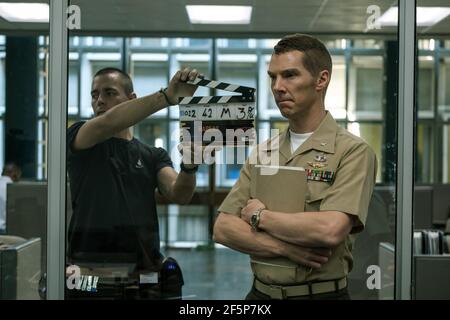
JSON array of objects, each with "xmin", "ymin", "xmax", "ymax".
[{"xmin": 1, "ymin": 0, "xmax": 450, "ymax": 37}]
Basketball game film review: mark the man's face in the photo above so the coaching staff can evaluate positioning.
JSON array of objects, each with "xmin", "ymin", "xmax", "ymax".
[
  {"xmin": 4, "ymin": 168, "xmax": 21, "ymax": 182},
  {"xmin": 91, "ymin": 73, "xmax": 133, "ymax": 116},
  {"xmin": 268, "ymin": 51, "xmax": 321, "ymax": 119}
]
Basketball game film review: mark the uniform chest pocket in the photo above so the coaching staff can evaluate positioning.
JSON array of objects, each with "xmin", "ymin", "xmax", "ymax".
[{"xmin": 305, "ymin": 181, "xmax": 329, "ymax": 212}]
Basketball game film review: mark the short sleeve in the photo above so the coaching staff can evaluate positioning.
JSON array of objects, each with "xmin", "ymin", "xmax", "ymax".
[
  {"xmin": 153, "ymin": 147, "xmax": 174, "ymax": 173},
  {"xmin": 67, "ymin": 121, "xmax": 87, "ymax": 158},
  {"xmin": 320, "ymin": 142, "xmax": 377, "ymax": 234},
  {"xmin": 217, "ymin": 158, "xmax": 252, "ymax": 217}
]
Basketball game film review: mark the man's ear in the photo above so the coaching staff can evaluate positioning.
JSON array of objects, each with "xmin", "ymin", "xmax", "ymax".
[{"xmin": 316, "ymin": 70, "xmax": 330, "ymax": 92}]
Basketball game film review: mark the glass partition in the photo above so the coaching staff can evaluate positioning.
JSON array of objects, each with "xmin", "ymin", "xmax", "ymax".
[
  {"xmin": 0, "ymin": 5, "xmax": 49, "ymax": 300},
  {"xmin": 56, "ymin": 0, "xmax": 406, "ymax": 301},
  {"xmin": 412, "ymin": 0, "xmax": 450, "ymax": 300}
]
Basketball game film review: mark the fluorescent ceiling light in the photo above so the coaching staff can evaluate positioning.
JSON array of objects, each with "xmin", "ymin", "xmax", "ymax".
[
  {"xmin": 0, "ymin": 2, "xmax": 49, "ymax": 23},
  {"xmin": 378, "ymin": 6, "xmax": 450, "ymax": 27},
  {"xmin": 186, "ymin": 5, "xmax": 252, "ymax": 24}
]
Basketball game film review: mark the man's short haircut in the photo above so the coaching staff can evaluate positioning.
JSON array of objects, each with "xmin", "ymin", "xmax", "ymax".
[
  {"xmin": 274, "ymin": 33, "xmax": 332, "ymax": 77},
  {"xmin": 2, "ymin": 162, "xmax": 21, "ymax": 176},
  {"xmin": 93, "ymin": 67, "xmax": 134, "ymax": 95}
]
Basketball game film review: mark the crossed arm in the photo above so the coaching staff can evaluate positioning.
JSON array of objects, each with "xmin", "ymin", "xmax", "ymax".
[
  {"xmin": 213, "ymin": 199, "xmax": 354, "ymax": 268},
  {"xmin": 240, "ymin": 199, "xmax": 355, "ymax": 248},
  {"xmin": 213, "ymin": 212, "xmax": 332, "ymax": 269}
]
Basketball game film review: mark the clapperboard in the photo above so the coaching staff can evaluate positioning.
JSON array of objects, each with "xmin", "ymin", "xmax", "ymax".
[{"xmin": 179, "ymin": 78, "xmax": 256, "ymax": 146}]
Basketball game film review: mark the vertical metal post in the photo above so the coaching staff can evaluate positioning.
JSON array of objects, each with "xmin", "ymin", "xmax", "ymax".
[
  {"xmin": 208, "ymin": 39, "xmax": 218, "ymax": 245},
  {"xmin": 47, "ymin": 0, "xmax": 68, "ymax": 300},
  {"xmin": 396, "ymin": 0, "xmax": 416, "ymax": 300}
]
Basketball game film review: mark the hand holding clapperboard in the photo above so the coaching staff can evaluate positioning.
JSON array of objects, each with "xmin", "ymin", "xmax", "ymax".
[{"xmin": 178, "ymin": 78, "xmax": 256, "ymax": 150}]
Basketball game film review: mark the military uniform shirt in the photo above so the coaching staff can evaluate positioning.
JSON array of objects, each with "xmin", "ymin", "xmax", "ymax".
[{"xmin": 218, "ymin": 112, "xmax": 377, "ymax": 285}]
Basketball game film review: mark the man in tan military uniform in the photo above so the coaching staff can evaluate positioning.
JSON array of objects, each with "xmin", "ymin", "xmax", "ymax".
[{"xmin": 213, "ymin": 34, "xmax": 377, "ymax": 300}]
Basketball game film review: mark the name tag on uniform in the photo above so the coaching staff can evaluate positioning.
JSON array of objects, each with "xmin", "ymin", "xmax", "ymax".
[
  {"xmin": 139, "ymin": 272, "xmax": 158, "ymax": 284},
  {"xmin": 305, "ymin": 169, "xmax": 335, "ymax": 183}
]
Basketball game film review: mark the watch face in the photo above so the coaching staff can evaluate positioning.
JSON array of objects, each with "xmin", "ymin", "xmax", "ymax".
[{"xmin": 251, "ymin": 213, "xmax": 258, "ymax": 227}]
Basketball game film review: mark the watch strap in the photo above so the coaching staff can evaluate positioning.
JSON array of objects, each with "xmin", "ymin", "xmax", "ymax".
[{"xmin": 180, "ymin": 162, "xmax": 199, "ymax": 174}]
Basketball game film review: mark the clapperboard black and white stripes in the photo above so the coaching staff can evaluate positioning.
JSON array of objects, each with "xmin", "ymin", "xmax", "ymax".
[{"xmin": 179, "ymin": 78, "xmax": 256, "ymax": 146}]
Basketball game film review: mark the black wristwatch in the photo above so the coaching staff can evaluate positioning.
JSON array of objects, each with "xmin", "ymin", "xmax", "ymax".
[
  {"xmin": 250, "ymin": 207, "xmax": 265, "ymax": 231},
  {"xmin": 180, "ymin": 162, "xmax": 199, "ymax": 174}
]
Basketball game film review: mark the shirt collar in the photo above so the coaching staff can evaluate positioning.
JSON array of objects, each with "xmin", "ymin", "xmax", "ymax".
[{"xmin": 262, "ymin": 111, "xmax": 338, "ymax": 160}]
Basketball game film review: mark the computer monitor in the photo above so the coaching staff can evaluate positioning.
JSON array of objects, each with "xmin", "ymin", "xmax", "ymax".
[
  {"xmin": 5, "ymin": 181, "xmax": 73, "ymax": 274},
  {"xmin": 369, "ymin": 184, "xmax": 434, "ymax": 230},
  {"xmin": 431, "ymin": 184, "xmax": 450, "ymax": 226},
  {"xmin": 414, "ymin": 255, "xmax": 450, "ymax": 299},
  {"xmin": 0, "ymin": 237, "xmax": 41, "ymax": 299},
  {"xmin": 372, "ymin": 184, "xmax": 396, "ymax": 234},
  {"xmin": 378, "ymin": 242, "xmax": 395, "ymax": 300},
  {"xmin": 348, "ymin": 186, "xmax": 394, "ymax": 299},
  {"xmin": 6, "ymin": 182, "xmax": 47, "ymax": 274},
  {"xmin": 413, "ymin": 185, "xmax": 433, "ymax": 229}
]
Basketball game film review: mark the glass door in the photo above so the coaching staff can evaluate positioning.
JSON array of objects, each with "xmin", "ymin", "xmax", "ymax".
[{"xmin": 45, "ymin": 0, "xmax": 415, "ymax": 300}]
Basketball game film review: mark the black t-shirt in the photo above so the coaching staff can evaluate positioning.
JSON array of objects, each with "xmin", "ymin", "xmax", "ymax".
[{"xmin": 67, "ymin": 121, "xmax": 173, "ymax": 269}]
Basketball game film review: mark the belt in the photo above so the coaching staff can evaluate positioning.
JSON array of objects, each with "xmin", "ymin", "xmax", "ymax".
[{"xmin": 254, "ymin": 277, "xmax": 347, "ymax": 299}]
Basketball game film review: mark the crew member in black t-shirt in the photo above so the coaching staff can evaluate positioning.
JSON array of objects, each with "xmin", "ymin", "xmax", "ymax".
[{"xmin": 66, "ymin": 67, "xmax": 201, "ymax": 299}]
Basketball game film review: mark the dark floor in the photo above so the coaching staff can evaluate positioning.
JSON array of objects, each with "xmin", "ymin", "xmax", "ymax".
[
  {"xmin": 163, "ymin": 247, "xmax": 253, "ymax": 300},
  {"xmin": 162, "ymin": 247, "xmax": 385, "ymax": 300}
]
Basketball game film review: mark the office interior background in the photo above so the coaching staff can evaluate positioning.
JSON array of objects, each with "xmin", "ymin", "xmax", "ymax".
[{"xmin": 0, "ymin": 0, "xmax": 449, "ymax": 300}]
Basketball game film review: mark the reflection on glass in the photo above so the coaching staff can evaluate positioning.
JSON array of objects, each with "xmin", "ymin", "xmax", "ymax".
[
  {"xmin": 418, "ymin": 56, "xmax": 434, "ymax": 114},
  {"xmin": 348, "ymin": 56, "xmax": 383, "ymax": 120},
  {"xmin": 217, "ymin": 55, "xmax": 257, "ymax": 95},
  {"xmin": 325, "ymin": 56, "xmax": 346, "ymax": 119},
  {"xmin": 438, "ymin": 57, "xmax": 450, "ymax": 120},
  {"xmin": 79, "ymin": 51, "xmax": 122, "ymax": 118},
  {"xmin": 134, "ymin": 120, "xmax": 168, "ymax": 149},
  {"xmin": 0, "ymin": 120, "xmax": 3, "ymax": 169},
  {"xmin": 270, "ymin": 120, "xmax": 289, "ymax": 132},
  {"xmin": 353, "ymin": 39, "xmax": 384, "ymax": 49},
  {"xmin": 323, "ymin": 39, "xmax": 348, "ymax": 49},
  {"xmin": 215, "ymin": 147, "xmax": 249, "ymax": 187},
  {"xmin": 1, "ymin": 33, "xmax": 48, "ymax": 299},
  {"xmin": 347, "ymin": 122, "xmax": 383, "ymax": 183},
  {"xmin": 173, "ymin": 38, "xmax": 211, "ymax": 48},
  {"xmin": 38, "ymin": 44, "xmax": 48, "ymax": 117},
  {"xmin": 217, "ymin": 38, "xmax": 256, "ymax": 49},
  {"xmin": 264, "ymin": 56, "xmax": 278, "ymax": 111},
  {"xmin": 418, "ymin": 39, "xmax": 436, "ymax": 50},
  {"xmin": 162, "ymin": 205, "xmax": 209, "ymax": 245},
  {"xmin": 0, "ymin": 51, "xmax": 4, "ymax": 116},
  {"xmin": 414, "ymin": 0, "xmax": 450, "ymax": 300},
  {"xmin": 416, "ymin": 123, "xmax": 434, "ymax": 183},
  {"xmin": 215, "ymin": 56, "xmax": 256, "ymax": 188},
  {"xmin": 130, "ymin": 37, "xmax": 168, "ymax": 48},
  {"xmin": 59, "ymin": 30, "xmax": 401, "ymax": 299},
  {"xmin": 68, "ymin": 61, "xmax": 79, "ymax": 115},
  {"xmin": 443, "ymin": 125, "xmax": 450, "ymax": 183},
  {"xmin": 170, "ymin": 54, "xmax": 210, "ymax": 118},
  {"xmin": 130, "ymin": 58, "xmax": 168, "ymax": 117},
  {"xmin": 83, "ymin": 37, "xmax": 120, "ymax": 47},
  {"xmin": 37, "ymin": 120, "xmax": 47, "ymax": 180}
]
